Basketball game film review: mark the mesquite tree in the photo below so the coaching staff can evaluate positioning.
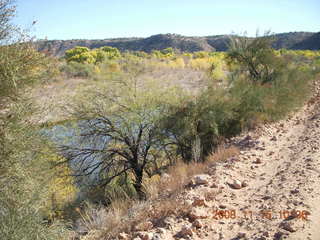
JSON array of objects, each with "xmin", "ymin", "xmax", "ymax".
[
  {"xmin": 62, "ymin": 70, "xmax": 181, "ymax": 200},
  {"xmin": 227, "ymin": 32, "xmax": 285, "ymax": 85}
]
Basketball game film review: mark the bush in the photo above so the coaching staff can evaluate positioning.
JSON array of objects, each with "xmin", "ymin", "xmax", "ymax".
[
  {"xmin": 158, "ymin": 36, "xmax": 315, "ymax": 163},
  {"xmin": 100, "ymin": 46, "xmax": 121, "ymax": 60},
  {"xmin": 65, "ymin": 46, "xmax": 95, "ymax": 64},
  {"xmin": 0, "ymin": 1, "xmax": 69, "ymax": 238},
  {"xmin": 62, "ymin": 73, "xmax": 183, "ymax": 200},
  {"xmin": 0, "ymin": 43, "xmax": 47, "ymax": 98},
  {"xmin": 160, "ymin": 94, "xmax": 223, "ymax": 162},
  {"xmin": 227, "ymin": 33, "xmax": 286, "ymax": 84},
  {"xmin": 0, "ymin": 103, "xmax": 70, "ymax": 240},
  {"xmin": 226, "ymin": 66, "xmax": 313, "ymax": 130},
  {"xmin": 160, "ymin": 47, "xmax": 175, "ymax": 58},
  {"xmin": 60, "ymin": 61, "xmax": 96, "ymax": 78}
]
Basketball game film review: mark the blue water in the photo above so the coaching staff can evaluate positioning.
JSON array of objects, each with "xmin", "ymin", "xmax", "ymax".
[{"xmin": 40, "ymin": 120, "xmax": 109, "ymax": 188}]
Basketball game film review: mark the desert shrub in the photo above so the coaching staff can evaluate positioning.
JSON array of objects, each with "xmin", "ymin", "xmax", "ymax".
[
  {"xmin": 151, "ymin": 50, "xmax": 162, "ymax": 58},
  {"xmin": 160, "ymin": 47, "xmax": 175, "ymax": 58},
  {"xmin": 193, "ymin": 51, "xmax": 209, "ymax": 58},
  {"xmin": 118, "ymin": 56, "xmax": 150, "ymax": 75},
  {"xmin": 189, "ymin": 58, "xmax": 211, "ymax": 70},
  {"xmin": 159, "ymin": 94, "xmax": 223, "ymax": 162},
  {"xmin": 209, "ymin": 55, "xmax": 227, "ymax": 81},
  {"xmin": 40, "ymin": 56, "xmax": 63, "ymax": 82},
  {"xmin": 227, "ymin": 76, "xmax": 270, "ymax": 130},
  {"xmin": 60, "ymin": 61, "xmax": 96, "ymax": 78},
  {"xmin": 61, "ymin": 72, "xmax": 183, "ymax": 200},
  {"xmin": 0, "ymin": 43, "xmax": 47, "ymax": 99},
  {"xmin": 221, "ymin": 33, "xmax": 314, "ymax": 130},
  {"xmin": 159, "ymin": 39, "xmax": 315, "ymax": 163},
  {"xmin": 100, "ymin": 46, "xmax": 121, "ymax": 59},
  {"xmin": 130, "ymin": 50, "xmax": 149, "ymax": 58},
  {"xmin": 226, "ymin": 65, "xmax": 313, "ymax": 130},
  {"xmin": 165, "ymin": 57, "xmax": 185, "ymax": 69},
  {"xmin": 227, "ymin": 33, "xmax": 286, "ymax": 84},
  {"xmin": 0, "ymin": 1, "xmax": 69, "ymax": 238},
  {"xmin": 91, "ymin": 47, "xmax": 121, "ymax": 64},
  {"xmin": 92, "ymin": 49, "xmax": 106, "ymax": 64},
  {"xmin": 0, "ymin": 102, "xmax": 70, "ymax": 240},
  {"xmin": 263, "ymin": 67, "xmax": 313, "ymax": 119}
]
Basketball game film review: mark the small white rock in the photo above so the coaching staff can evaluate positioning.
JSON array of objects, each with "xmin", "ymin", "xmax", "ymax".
[
  {"xmin": 229, "ymin": 179, "xmax": 242, "ymax": 189},
  {"xmin": 118, "ymin": 232, "xmax": 129, "ymax": 240},
  {"xmin": 189, "ymin": 207, "xmax": 210, "ymax": 220},
  {"xmin": 193, "ymin": 174, "xmax": 210, "ymax": 185}
]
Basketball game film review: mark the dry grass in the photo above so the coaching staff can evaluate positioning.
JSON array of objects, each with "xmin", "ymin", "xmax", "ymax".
[
  {"xmin": 207, "ymin": 145, "xmax": 240, "ymax": 163},
  {"xmin": 73, "ymin": 145, "xmax": 239, "ymax": 240},
  {"xmin": 153, "ymin": 160, "xmax": 207, "ymax": 198}
]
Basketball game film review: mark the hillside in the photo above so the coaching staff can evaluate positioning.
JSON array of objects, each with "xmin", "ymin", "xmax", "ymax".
[
  {"xmin": 35, "ymin": 32, "xmax": 319, "ymax": 57},
  {"xmin": 292, "ymin": 32, "xmax": 320, "ymax": 50}
]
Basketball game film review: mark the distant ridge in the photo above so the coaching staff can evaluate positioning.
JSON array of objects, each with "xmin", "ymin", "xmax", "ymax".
[
  {"xmin": 35, "ymin": 32, "xmax": 319, "ymax": 57},
  {"xmin": 291, "ymin": 32, "xmax": 320, "ymax": 50}
]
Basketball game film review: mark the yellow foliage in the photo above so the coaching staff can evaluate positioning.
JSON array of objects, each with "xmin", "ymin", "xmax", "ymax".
[
  {"xmin": 108, "ymin": 62, "xmax": 121, "ymax": 72},
  {"xmin": 208, "ymin": 56, "xmax": 227, "ymax": 80},
  {"xmin": 182, "ymin": 52, "xmax": 193, "ymax": 59},
  {"xmin": 189, "ymin": 58, "xmax": 211, "ymax": 70},
  {"xmin": 173, "ymin": 58, "xmax": 185, "ymax": 68},
  {"xmin": 193, "ymin": 51, "xmax": 209, "ymax": 58},
  {"xmin": 165, "ymin": 58, "xmax": 186, "ymax": 69},
  {"xmin": 279, "ymin": 49, "xmax": 320, "ymax": 59},
  {"xmin": 94, "ymin": 65, "xmax": 101, "ymax": 73},
  {"xmin": 39, "ymin": 149, "xmax": 77, "ymax": 220}
]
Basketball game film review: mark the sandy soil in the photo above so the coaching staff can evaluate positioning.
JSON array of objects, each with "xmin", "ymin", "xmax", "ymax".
[{"xmin": 129, "ymin": 79, "xmax": 320, "ymax": 240}]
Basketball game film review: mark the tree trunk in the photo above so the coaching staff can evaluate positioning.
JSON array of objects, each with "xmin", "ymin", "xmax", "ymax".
[{"xmin": 133, "ymin": 167, "xmax": 146, "ymax": 200}]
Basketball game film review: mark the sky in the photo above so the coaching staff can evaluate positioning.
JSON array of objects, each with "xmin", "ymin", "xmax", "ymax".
[{"xmin": 14, "ymin": 0, "xmax": 320, "ymax": 40}]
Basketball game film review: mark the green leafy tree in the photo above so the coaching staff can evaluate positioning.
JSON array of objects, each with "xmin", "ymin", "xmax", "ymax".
[
  {"xmin": 159, "ymin": 95, "xmax": 220, "ymax": 162},
  {"xmin": 227, "ymin": 33, "xmax": 286, "ymax": 84}
]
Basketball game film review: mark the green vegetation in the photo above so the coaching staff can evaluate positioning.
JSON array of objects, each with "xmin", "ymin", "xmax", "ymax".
[
  {"xmin": 57, "ymin": 35, "xmax": 317, "ymax": 211},
  {"xmin": 227, "ymin": 34, "xmax": 284, "ymax": 84},
  {"xmin": 1, "ymin": 2, "xmax": 319, "ymax": 238},
  {"xmin": 0, "ymin": 1, "xmax": 72, "ymax": 239},
  {"xmin": 62, "ymin": 73, "xmax": 183, "ymax": 200},
  {"xmin": 65, "ymin": 46, "xmax": 121, "ymax": 64}
]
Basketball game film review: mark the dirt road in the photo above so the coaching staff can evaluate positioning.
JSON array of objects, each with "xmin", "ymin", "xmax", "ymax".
[{"xmin": 205, "ymin": 80, "xmax": 320, "ymax": 239}]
